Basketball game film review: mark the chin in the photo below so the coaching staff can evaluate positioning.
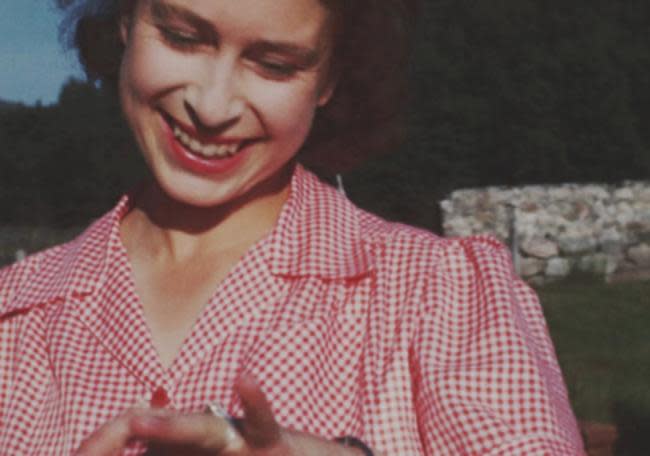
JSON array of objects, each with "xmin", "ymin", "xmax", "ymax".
[
  {"xmin": 164, "ymin": 183, "xmax": 238, "ymax": 209},
  {"xmin": 148, "ymin": 168, "xmax": 234, "ymax": 208}
]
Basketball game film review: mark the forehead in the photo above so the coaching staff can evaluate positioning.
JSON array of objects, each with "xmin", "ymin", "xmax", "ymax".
[{"xmin": 137, "ymin": 0, "xmax": 333, "ymax": 43}]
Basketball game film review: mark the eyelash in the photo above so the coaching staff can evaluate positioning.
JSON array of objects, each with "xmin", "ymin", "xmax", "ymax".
[
  {"xmin": 157, "ymin": 26, "xmax": 300, "ymax": 79},
  {"xmin": 258, "ymin": 61, "xmax": 299, "ymax": 79},
  {"xmin": 159, "ymin": 27, "xmax": 201, "ymax": 49}
]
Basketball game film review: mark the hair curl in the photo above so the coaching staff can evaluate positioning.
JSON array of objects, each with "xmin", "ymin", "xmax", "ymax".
[{"xmin": 57, "ymin": 0, "xmax": 419, "ymax": 172}]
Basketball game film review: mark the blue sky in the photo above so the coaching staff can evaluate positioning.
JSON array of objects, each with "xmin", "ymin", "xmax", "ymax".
[{"xmin": 0, "ymin": 0, "xmax": 83, "ymax": 105}]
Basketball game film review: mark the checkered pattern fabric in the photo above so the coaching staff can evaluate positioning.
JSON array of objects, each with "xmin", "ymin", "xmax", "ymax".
[{"xmin": 0, "ymin": 165, "xmax": 584, "ymax": 455}]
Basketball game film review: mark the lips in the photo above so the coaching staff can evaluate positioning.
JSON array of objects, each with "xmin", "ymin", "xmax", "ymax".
[
  {"xmin": 161, "ymin": 113, "xmax": 253, "ymax": 175},
  {"xmin": 172, "ymin": 123, "xmax": 241, "ymax": 158}
]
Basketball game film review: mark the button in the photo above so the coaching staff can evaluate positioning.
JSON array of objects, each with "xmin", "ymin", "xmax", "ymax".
[{"xmin": 150, "ymin": 386, "xmax": 170, "ymax": 408}]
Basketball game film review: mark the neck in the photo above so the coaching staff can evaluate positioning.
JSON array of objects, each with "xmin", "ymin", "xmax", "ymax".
[{"xmin": 121, "ymin": 168, "xmax": 293, "ymax": 263}]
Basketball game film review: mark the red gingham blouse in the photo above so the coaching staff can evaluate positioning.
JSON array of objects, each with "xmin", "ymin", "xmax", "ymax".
[{"xmin": 0, "ymin": 165, "xmax": 584, "ymax": 455}]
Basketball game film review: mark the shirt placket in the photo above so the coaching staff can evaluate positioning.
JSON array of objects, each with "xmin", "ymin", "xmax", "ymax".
[
  {"xmin": 75, "ymin": 241, "xmax": 170, "ymax": 406},
  {"xmin": 166, "ymin": 243, "xmax": 285, "ymax": 413}
]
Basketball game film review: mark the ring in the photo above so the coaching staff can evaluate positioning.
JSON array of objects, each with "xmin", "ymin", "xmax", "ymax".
[
  {"xmin": 206, "ymin": 403, "xmax": 242, "ymax": 447},
  {"xmin": 206, "ymin": 403, "xmax": 231, "ymax": 421}
]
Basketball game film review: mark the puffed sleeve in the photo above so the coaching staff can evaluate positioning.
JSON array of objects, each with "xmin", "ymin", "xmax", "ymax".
[{"xmin": 411, "ymin": 236, "xmax": 585, "ymax": 455}]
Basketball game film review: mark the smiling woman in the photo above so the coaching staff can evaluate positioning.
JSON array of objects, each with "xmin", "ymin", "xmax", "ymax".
[
  {"xmin": 65, "ymin": 0, "xmax": 413, "ymax": 171},
  {"xmin": 118, "ymin": 0, "xmax": 336, "ymax": 209},
  {"xmin": 0, "ymin": 0, "xmax": 586, "ymax": 455}
]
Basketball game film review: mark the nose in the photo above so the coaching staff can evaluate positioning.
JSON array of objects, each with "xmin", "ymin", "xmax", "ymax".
[{"xmin": 183, "ymin": 57, "xmax": 245, "ymax": 129}]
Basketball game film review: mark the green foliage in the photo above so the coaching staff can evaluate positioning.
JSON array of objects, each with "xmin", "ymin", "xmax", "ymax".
[
  {"xmin": 346, "ymin": 0, "xmax": 650, "ymax": 230},
  {"xmin": 2, "ymin": 0, "xmax": 650, "ymax": 229},
  {"xmin": 0, "ymin": 78, "xmax": 146, "ymax": 227}
]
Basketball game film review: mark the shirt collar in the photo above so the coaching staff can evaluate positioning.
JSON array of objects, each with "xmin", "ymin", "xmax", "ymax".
[
  {"xmin": 263, "ymin": 165, "xmax": 371, "ymax": 279},
  {"xmin": 2, "ymin": 196, "xmax": 131, "ymax": 315},
  {"xmin": 2, "ymin": 165, "xmax": 370, "ymax": 316}
]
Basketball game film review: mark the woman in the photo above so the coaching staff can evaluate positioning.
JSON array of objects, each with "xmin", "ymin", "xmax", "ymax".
[{"xmin": 0, "ymin": 0, "xmax": 584, "ymax": 454}]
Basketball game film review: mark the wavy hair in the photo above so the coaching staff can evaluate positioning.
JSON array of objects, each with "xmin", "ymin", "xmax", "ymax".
[{"xmin": 56, "ymin": 0, "xmax": 419, "ymax": 172}]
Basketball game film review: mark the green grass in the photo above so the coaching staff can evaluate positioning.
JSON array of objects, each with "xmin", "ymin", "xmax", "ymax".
[{"xmin": 537, "ymin": 277, "xmax": 650, "ymax": 425}]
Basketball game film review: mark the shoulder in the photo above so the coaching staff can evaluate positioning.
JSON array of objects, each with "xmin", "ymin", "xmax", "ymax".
[
  {"xmin": 0, "ymin": 209, "xmax": 117, "ymax": 316},
  {"xmin": 0, "ymin": 243, "xmax": 68, "ymax": 309},
  {"xmin": 357, "ymin": 206, "xmax": 514, "ymax": 280},
  {"xmin": 352, "ymin": 206, "xmax": 531, "ymax": 312},
  {"xmin": 298, "ymin": 165, "xmax": 515, "ymax": 287}
]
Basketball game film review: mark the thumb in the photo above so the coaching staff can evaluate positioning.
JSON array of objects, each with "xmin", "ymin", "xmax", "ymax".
[{"xmin": 235, "ymin": 373, "xmax": 282, "ymax": 448}]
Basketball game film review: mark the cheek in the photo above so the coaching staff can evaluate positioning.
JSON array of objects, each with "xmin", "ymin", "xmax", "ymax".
[
  {"xmin": 121, "ymin": 37, "xmax": 185, "ymax": 104},
  {"xmin": 250, "ymin": 83, "xmax": 320, "ymax": 138}
]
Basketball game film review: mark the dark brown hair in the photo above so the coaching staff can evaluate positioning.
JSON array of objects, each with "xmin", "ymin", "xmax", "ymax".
[{"xmin": 57, "ymin": 0, "xmax": 419, "ymax": 172}]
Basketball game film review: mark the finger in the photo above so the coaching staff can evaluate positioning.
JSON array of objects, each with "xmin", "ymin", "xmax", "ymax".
[
  {"xmin": 130, "ymin": 411, "xmax": 244, "ymax": 452},
  {"xmin": 235, "ymin": 373, "xmax": 282, "ymax": 448},
  {"xmin": 75, "ymin": 411, "xmax": 137, "ymax": 456}
]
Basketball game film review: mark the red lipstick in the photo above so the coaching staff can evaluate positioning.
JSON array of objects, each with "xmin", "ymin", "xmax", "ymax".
[{"xmin": 161, "ymin": 114, "xmax": 250, "ymax": 175}]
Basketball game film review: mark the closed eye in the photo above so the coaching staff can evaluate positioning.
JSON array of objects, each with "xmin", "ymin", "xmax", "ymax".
[
  {"xmin": 158, "ymin": 26, "xmax": 202, "ymax": 50},
  {"xmin": 246, "ymin": 43, "xmax": 320, "ymax": 81},
  {"xmin": 257, "ymin": 60, "xmax": 300, "ymax": 79}
]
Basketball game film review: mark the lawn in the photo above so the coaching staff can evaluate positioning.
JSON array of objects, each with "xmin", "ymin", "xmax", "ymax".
[{"xmin": 537, "ymin": 277, "xmax": 650, "ymax": 454}]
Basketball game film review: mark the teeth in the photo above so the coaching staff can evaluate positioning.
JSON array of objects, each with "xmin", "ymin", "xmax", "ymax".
[{"xmin": 172, "ymin": 124, "xmax": 240, "ymax": 158}]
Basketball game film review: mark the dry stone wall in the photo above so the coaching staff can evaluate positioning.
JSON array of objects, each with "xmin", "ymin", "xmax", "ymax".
[{"xmin": 440, "ymin": 182, "xmax": 650, "ymax": 284}]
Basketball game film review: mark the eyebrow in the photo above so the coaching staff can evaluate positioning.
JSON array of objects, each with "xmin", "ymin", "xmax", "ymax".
[
  {"xmin": 149, "ymin": 0, "xmax": 322, "ymax": 65},
  {"xmin": 150, "ymin": 0, "xmax": 219, "ymax": 40}
]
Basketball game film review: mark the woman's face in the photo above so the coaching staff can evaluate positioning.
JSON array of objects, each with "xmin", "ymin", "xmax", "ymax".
[{"xmin": 119, "ymin": 0, "xmax": 334, "ymax": 207}]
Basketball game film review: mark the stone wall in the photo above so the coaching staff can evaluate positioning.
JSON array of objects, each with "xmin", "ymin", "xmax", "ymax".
[{"xmin": 440, "ymin": 182, "xmax": 650, "ymax": 284}]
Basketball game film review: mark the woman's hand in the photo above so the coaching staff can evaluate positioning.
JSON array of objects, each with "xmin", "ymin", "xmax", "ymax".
[{"xmin": 75, "ymin": 374, "xmax": 366, "ymax": 455}]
